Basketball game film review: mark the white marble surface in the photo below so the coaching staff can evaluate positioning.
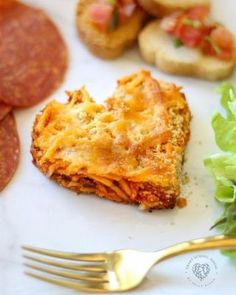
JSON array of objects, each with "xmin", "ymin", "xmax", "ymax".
[{"xmin": 0, "ymin": 0, "xmax": 236, "ymax": 294}]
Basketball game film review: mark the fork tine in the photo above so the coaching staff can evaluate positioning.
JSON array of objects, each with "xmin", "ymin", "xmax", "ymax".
[
  {"xmin": 24, "ymin": 263, "xmax": 108, "ymax": 283},
  {"xmin": 22, "ymin": 246, "xmax": 107, "ymax": 262},
  {"xmin": 23, "ymin": 255, "xmax": 107, "ymax": 273},
  {"xmin": 25, "ymin": 271, "xmax": 110, "ymax": 293}
]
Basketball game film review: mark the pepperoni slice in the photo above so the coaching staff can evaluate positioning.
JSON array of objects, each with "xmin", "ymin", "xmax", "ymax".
[
  {"xmin": 0, "ymin": 1, "xmax": 68, "ymax": 107},
  {"xmin": 0, "ymin": 103, "xmax": 11, "ymax": 121},
  {"xmin": 0, "ymin": 112, "xmax": 20, "ymax": 192}
]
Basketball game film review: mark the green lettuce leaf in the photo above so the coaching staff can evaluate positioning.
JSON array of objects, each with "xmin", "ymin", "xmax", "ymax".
[
  {"xmin": 211, "ymin": 194, "xmax": 236, "ymax": 232},
  {"xmin": 204, "ymin": 154, "xmax": 236, "ymax": 203},
  {"xmin": 212, "ymin": 83, "xmax": 236, "ymax": 153},
  {"xmin": 205, "ymin": 83, "xmax": 236, "ymax": 259},
  {"xmin": 213, "ymin": 196, "xmax": 236, "ymax": 259},
  {"xmin": 219, "ymin": 82, "xmax": 236, "ymax": 119},
  {"xmin": 212, "ymin": 114, "xmax": 236, "ymax": 153}
]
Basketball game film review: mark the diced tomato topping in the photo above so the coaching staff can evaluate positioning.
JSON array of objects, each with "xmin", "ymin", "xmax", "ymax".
[
  {"xmin": 210, "ymin": 27, "xmax": 234, "ymax": 50},
  {"xmin": 201, "ymin": 24, "xmax": 215, "ymax": 35},
  {"xmin": 161, "ymin": 5, "xmax": 234, "ymax": 61},
  {"xmin": 187, "ymin": 5, "xmax": 210, "ymax": 20},
  {"xmin": 122, "ymin": 3, "xmax": 136, "ymax": 17},
  {"xmin": 118, "ymin": 6, "xmax": 128, "ymax": 24},
  {"xmin": 89, "ymin": 0, "xmax": 136, "ymax": 31},
  {"xmin": 217, "ymin": 48, "xmax": 233, "ymax": 61},
  {"xmin": 160, "ymin": 12, "xmax": 181, "ymax": 34},
  {"xmin": 120, "ymin": 0, "xmax": 135, "ymax": 4},
  {"xmin": 89, "ymin": 3, "xmax": 113, "ymax": 31},
  {"xmin": 118, "ymin": 1, "xmax": 136, "ymax": 23},
  {"xmin": 202, "ymin": 39, "xmax": 215, "ymax": 56},
  {"xmin": 178, "ymin": 24, "xmax": 203, "ymax": 48},
  {"xmin": 203, "ymin": 40, "xmax": 233, "ymax": 61}
]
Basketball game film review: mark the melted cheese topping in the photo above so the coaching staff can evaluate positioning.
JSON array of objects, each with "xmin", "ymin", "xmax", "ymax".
[{"xmin": 33, "ymin": 70, "xmax": 191, "ymax": 187}]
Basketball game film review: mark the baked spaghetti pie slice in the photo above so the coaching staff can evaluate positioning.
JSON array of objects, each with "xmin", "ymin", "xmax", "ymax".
[{"xmin": 32, "ymin": 70, "xmax": 191, "ymax": 210}]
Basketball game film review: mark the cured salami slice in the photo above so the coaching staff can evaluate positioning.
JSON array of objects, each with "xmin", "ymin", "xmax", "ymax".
[
  {"xmin": 0, "ymin": 113, "xmax": 20, "ymax": 192},
  {"xmin": 0, "ymin": 1, "xmax": 68, "ymax": 107},
  {"xmin": 0, "ymin": 103, "xmax": 11, "ymax": 121}
]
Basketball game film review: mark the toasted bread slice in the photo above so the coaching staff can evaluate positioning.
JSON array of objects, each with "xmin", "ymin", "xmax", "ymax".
[
  {"xmin": 139, "ymin": 21, "xmax": 235, "ymax": 81},
  {"xmin": 76, "ymin": 0, "xmax": 146, "ymax": 59},
  {"xmin": 137, "ymin": 0, "xmax": 210, "ymax": 17},
  {"xmin": 31, "ymin": 70, "xmax": 191, "ymax": 210}
]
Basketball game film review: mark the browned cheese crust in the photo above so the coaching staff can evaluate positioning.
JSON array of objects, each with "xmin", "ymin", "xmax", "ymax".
[
  {"xmin": 31, "ymin": 70, "xmax": 191, "ymax": 210},
  {"xmin": 76, "ymin": 0, "xmax": 147, "ymax": 59}
]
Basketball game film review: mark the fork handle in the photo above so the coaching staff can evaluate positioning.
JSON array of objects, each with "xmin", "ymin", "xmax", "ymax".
[{"xmin": 153, "ymin": 235, "xmax": 236, "ymax": 263}]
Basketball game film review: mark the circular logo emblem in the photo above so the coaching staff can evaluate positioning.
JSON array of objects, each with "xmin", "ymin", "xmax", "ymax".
[{"xmin": 185, "ymin": 255, "xmax": 218, "ymax": 287}]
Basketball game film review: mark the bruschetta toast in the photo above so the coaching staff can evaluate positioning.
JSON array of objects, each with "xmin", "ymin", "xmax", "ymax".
[
  {"xmin": 139, "ymin": 7, "xmax": 236, "ymax": 80},
  {"xmin": 76, "ymin": 0, "xmax": 146, "ymax": 59},
  {"xmin": 137, "ymin": 0, "xmax": 210, "ymax": 17}
]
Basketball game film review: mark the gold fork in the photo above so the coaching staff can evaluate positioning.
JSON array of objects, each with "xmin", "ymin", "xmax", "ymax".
[{"xmin": 23, "ymin": 235, "xmax": 236, "ymax": 293}]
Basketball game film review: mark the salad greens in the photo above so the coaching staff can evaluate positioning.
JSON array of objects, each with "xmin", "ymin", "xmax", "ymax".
[{"xmin": 204, "ymin": 83, "xmax": 236, "ymax": 259}]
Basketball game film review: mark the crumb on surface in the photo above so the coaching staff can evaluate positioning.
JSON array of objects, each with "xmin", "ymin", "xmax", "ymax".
[
  {"xmin": 183, "ymin": 157, "xmax": 188, "ymax": 163},
  {"xmin": 182, "ymin": 172, "xmax": 190, "ymax": 185},
  {"xmin": 177, "ymin": 197, "xmax": 187, "ymax": 208}
]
